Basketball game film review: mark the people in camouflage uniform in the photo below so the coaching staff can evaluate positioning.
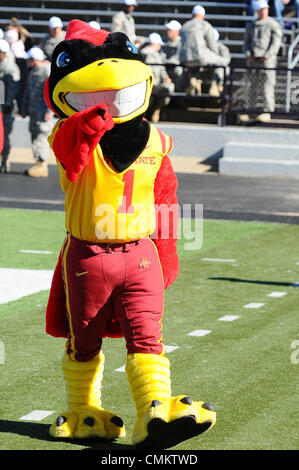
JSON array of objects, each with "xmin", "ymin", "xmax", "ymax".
[
  {"xmin": 141, "ymin": 33, "xmax": 175, "ymax": 122},
  {"xmin": 161, "ymin": 20, "xmax": 184, "ymax": 91},
  {"xmin": 111, "ymin": 0, "xmax": 137, "ymax": 42},
  {"xmin": 40, "ymin": 17, "xmax": 66, "ymax": 61},
  {"xmin": 209, "ymin": 29, "xmax": 231, "ymax": 97},
  {"xmin": 21, "ymin": 47, "xmax": 54, "ymax": 178},
  {"xmin": 179, "ymin": 5, "xmax": 229, "ymax": 95},
  {"xmin": 0, "ymin": 39, "xmax": 20, "ymax": 173},
  {"xmin": 241, "ymin": 0, "xmax": 283, "ymax": 122}
]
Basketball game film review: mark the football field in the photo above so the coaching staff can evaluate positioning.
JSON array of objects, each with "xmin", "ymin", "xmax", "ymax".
[{"xmin": 0, "ymin": 208, "xmax": 298, "ymax": 450}]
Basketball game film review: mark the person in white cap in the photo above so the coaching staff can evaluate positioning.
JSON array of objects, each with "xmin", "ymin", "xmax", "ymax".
[
  {"xmin": 111, "ymin": 0, "xmax": 137, "ymax": 43},
  {"xmin": 161, "ymin": 20, "xmax": 183, "ymax": 90},
  {"xmin": 179, "ymin": 4, "xmax": 229, "ymax": 95},
  {"xmin": 140, "ymin": 32, "xmax": 175, "ymax": 122},
  {"xmin": 0, "ymin": 38, "xmax": 20, "ymax": 173},
  {"xmin": 88, "ymin": 21, "xmax": 101, "ymax": 30},
  {"xmin": 209, "ymin": 28, "xmax": 231, "ymax": 97},
  {"xmin": 240, "ymin": 0, "xmax": 283, "ymax": 123},
  {"xmin": 40, "ymin": 16, "xmax": 66, "ymax": 61},
  {"xmin": 21, "ymin": 47, "xmax": 53, "ymax": 177}
]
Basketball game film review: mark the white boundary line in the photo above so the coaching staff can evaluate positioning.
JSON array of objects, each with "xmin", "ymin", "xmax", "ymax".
[
  {"xmin": 244, "ymin": 303, "xmax": 265, "ymax": 309},
  {"xmin": 19, "ymin": 410, "xmax": 55, "ymax": 421},
  {"xmin": 267, "ymin": 292, "xmax": 287, "ymax": 298},
  {"xmin": 18, "ymin": 249, "xmax": 53, "ymax": 255},
  {"xmin": 201, "ymin": 258, "xmax": 236, "ymax": 263},
  {"xmin": 0, "ymin": 197, "xmax": 64, "ymax": 205},
  {"xmin": 218, "ymin": 315, "xmax": 240, "ymax": 322},
  {"xmin": 187, "ymin": 329, "xmax": 212, "ymax": 337}
]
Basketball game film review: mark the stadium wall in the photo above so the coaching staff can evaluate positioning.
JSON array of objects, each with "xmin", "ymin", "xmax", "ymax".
[{"xmin": 12, "ymin": 118, "xmax": 299, "ymax": 178}]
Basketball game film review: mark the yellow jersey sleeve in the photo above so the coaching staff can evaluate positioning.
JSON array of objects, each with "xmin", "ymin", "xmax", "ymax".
[{"xmin": 47, "ymin": 119, "xmax": 66, "ymax": 150}]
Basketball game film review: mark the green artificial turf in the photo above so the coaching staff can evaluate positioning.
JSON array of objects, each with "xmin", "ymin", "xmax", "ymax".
[{"xmin": 0, "ymin": 208, "xmax": 298, "ymax": 450}]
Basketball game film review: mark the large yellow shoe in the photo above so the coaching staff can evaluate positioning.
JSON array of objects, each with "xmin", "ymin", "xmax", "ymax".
[
  {"xmin": 126, "ymin": 353, "xmax": 216, "ymax": 449},
  {"xmin": 50, "ymin": 351, "xmax": 126, "ymax": 440}
]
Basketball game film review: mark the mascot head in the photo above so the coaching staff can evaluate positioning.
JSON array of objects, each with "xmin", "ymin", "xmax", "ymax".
[{"xmin": 44, "ymin": 19, "xmax": 154, "ymax": 124}]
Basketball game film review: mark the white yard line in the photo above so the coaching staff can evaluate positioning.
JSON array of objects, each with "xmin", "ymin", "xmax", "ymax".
[
  {"xmin": 187, "ymin": 329, "xmax": 212, "ymax": 337},
  {"xmin": 18, "ymin": 249, "xmax": 53, "ymax": 255},
  {"xmin": 19, "ymin": 410, "xmax": 55, "ymax": 422},
  {"xmin": 164, "ymin": 345, "xmax": 179, "ymax": 353},
  {"xmin": 0, "ymin": 268, "xmax": 54, "ymax": 304},
  {"xmin": 201, "ymin": 258, "xmax": 236, "ymax": 263},
  {"xmin": 267, "ymin": 292, "xmax": 287, "ymax": 298},
  {"xmin": 243, "ymin": 302, "xmax": 265, "ymax": 309},
  {"xmin": 218, "ymin": 315, "xmax": 240, "ymax": 322},
  {"xmin": 115, "ymin": 365, "xmax": 126, "ymax": 373},
  {"xmin": 0, "ymin": 196, "xmax": 64, "ymax": 205}
]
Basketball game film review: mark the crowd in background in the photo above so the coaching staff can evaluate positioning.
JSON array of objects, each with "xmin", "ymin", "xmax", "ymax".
[{"xmin": 0, "ymin": 0, "xmax": 296, "ymax": 176}]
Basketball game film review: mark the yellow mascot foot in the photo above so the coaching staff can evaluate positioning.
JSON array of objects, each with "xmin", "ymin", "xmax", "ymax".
[
  {"xmin": 135, "ymin": 396, "xmax": 215, "ymax": 449},
  {"xmin": 126, "ymin": 353, "xmax": 216, "ymax": 449},
  {"xmin": 50, "ymin": 405, "xmax": 126, "ymax": 440},
  {"xmin": 50, "ymin": 350, "xmax": 125, "ymax": 441}
]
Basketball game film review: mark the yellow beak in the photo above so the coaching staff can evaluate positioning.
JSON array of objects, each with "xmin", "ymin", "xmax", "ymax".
[{"xmin": 52, "ymin": 58, "xmax": 154, "ymax": 123}]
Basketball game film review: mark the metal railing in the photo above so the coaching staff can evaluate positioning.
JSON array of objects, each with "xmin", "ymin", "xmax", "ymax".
[
  {"xmin": 227, "ymin": 64, "xmax": 299, "ymax": 121},
  {"xmin": 147, "ymin": 63, "xmax": 228, "ymax": 125},
  {"xmin": 149, "ymin": 62, "xmax": 299, "ymax": 126},
  {"xmin": 286, "ymin": 33, "xmax": 299, "ymax": 111},
  {"xmin": 0, "ymin": 1, "xmax": 248, "ymax": 9}
]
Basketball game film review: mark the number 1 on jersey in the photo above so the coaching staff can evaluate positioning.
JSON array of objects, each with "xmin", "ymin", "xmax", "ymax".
[{"xmin": 118, "ymin": 169, "xmax": 135, "ymax": 214}]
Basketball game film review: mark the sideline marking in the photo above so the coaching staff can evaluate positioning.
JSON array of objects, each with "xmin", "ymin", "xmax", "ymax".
[
  {"xmin": 187, "ymin": 329, "xmax": 212, "ymax": 337},
  {"xmin": 0, "ymin": 196, "xmax": 64, "ymax": 206},
  {"xmin": 164, "ymin": 345, "xmax": 179, "ymax": 353},
  {"xmin": 244, "ymin": 303, "xmax": 264, "ymax": 309},
  {"xmin": 201, "ymin": 258, "xmax": 236, "ymax": 263},
  {"xmin": 0, "ymin": 268, "xmax": 53, "ymax": 304},
  {"xmin": 218, "ymin": 315, "xmax": 240, "ymax": 322},
  {"xmin": 19, "ymin": 410, "xmax": 55, "ymax": 422},
  {"xmin": 18, "ymin": 249, "xmax": 52, "ymax": 255},
  {"xmin": 267, "ymin": 292, "xmax": 287, "ymax": 298}
]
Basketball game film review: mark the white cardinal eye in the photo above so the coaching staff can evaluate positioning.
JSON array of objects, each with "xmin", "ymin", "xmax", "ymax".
[
  {"xmin": 56, "ymin": 51, "xmax": 71, "ymax": 68},
  {"xmin": 126, "ymin": 40, "xmax": 138, "ymax": 54}
]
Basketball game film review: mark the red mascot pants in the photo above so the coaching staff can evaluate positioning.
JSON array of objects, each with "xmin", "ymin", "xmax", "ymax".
[{"xmin": 61, "ymin": 235, "xmax": 165, "ymax": 361}]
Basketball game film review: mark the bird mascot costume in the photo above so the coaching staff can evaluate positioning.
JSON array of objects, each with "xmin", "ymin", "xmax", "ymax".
[{"xmin": 44, "ymin": 19, "xmax": 216, "ymax": 449}]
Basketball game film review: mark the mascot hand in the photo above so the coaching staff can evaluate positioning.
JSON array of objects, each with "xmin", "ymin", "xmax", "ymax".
[
  {"xmin": 78, "ymin": 104, "xmax": 115, "ymax": 135},
  {"xmin": 53, "ymin": 104, "xmax": 114, "ymax": 182}
]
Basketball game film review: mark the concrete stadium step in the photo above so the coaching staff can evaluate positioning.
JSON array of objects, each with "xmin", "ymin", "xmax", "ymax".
[{"xmin": 220, "ymin": 141, "xmax": 299, "ymax": 177}]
